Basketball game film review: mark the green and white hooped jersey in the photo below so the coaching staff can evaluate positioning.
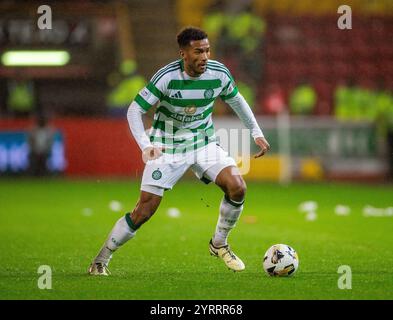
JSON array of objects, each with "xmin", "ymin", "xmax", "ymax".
[{"xmin": 134, "ymin": 59, "xmax": 239, "ymax": 154}]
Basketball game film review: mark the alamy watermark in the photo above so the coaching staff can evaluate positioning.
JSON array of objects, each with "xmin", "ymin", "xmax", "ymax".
[
  {"xmin": 37, "ymin": 265, "xmax": 52, "ymax": 289},
  {"xmin": 37, "ymin": 5, "xmax": 52, "ymax": 30},
  {"xmin": 337, "ymin": 265, "xmax": 352, "ymax": 289},
  {"xmin": 337, "ymin": 5, "xmax": 352, "ymax": 30},
  {"xmin": 142, "ymin": 121, "xmax": 252, "ymax": 174}
]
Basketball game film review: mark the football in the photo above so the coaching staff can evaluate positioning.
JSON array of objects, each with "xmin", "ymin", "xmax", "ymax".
[{"xmin": 263, "ymin": 244, "xmax": 299, "ymax": 277}]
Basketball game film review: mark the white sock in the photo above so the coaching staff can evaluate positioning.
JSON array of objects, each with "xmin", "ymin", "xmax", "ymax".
[
  {"xmin": 212, "ymin": 196, "xmax": 244, "ymax": 247},
  {"xmin": 94, "ymin": 216, "xmax": 136, "ymax": 265}
]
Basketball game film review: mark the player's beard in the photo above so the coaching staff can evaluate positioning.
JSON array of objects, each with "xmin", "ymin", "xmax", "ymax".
[{"xmin": 193, "ymin": 61, "xmax": 206, "ymax": 76}]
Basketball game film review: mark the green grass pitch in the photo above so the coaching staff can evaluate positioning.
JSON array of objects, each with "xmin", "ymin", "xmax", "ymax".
[{"xmin": 0, "ymin": 178, "xmax": 392, "ymax": 300}]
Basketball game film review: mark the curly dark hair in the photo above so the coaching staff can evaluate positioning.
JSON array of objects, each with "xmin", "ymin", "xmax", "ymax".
[{"xmin": 177, "ymin": 27, "xmax": 208, "ymax": 48}]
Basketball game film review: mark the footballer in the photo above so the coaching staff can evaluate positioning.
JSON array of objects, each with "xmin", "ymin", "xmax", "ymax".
[{"xmin": 89, "ymin": 27, "xmax": 270, "ymax": 275}]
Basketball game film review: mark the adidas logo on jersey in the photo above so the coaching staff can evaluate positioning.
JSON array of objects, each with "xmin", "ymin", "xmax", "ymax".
[{"xmin": 171, "ymin": 91, "xmax": 183, "ymax": 98}]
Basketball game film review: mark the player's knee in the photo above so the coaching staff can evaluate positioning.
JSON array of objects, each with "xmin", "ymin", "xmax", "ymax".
[{"xmin": 227, "ymin": 180, "xmax": 247, "ymax": 202}]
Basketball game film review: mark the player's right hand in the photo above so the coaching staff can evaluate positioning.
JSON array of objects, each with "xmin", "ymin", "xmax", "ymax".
[
  {"xmin": 142, "ymin": 146, "xmax": 164, "ymax": 162},
  {"xmin": 254, "ymin": 136, "xmax": 270, "ymax": 158}
]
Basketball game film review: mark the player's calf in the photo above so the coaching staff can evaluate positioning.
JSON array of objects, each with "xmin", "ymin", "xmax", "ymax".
[
  {"xmin": 129, "ymin": 190, "xmax": 162, "ymax": 228},
  {"xmin": 225, "ymin": 179, "xmax": 246, "ymax": 203}
]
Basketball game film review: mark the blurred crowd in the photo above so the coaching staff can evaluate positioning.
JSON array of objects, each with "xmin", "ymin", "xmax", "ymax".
[
  {"xmin": 0, "ymin": 0, "xmax": 392, "ymax": 128},
  {"xmin": 1, "ymin": 0, "xmax": 393, "ymax": 178}
]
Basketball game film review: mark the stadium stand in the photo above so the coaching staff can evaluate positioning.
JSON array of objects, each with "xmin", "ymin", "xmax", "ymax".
[{"xmin": 260, "ymin": 13, "xmax": 393, "ymax": 115}]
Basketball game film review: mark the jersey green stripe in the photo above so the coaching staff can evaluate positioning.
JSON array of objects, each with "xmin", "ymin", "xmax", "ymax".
[
  {"xmin": 220, "ymin": 80, "xmax": 231, "ymax": 94},
  {"xmin": 161, "ymin": 95, "xmax": 214, "ymax": 107},
  {"xmin": 150, "ymin": 136, "xmax": 185, "ymax": 143},
  {"xmin": 146, "ymin": 82, "xmax": 163, "ymax": 99},
  {"xmin": 153, "ymin": 66, "xmax": 181, "ymax": 85},
  {"xmin": 135, "ymin": 94, "xmax": 153, "ymax": 111},
  {"xmin": 221, "ymin": 86, "xmax": 239, "ymax": 100},
  {"xmin": 150, "ymin": 135, "xmax": 214, "ymax": 146},
  {"xmin": 156, "ymin": 105, "xmax": 213, "ymax": 122},
  {"xmin": 151, "ymin": 61, "xmax": 179, "ymax": 83},
  {"xmin": 150, "ymin": 127, "xmax": 214, "ymax": 144},
  {"xmin": 167, "ymin": 79, "xmax": 221, "ymax": 90}
]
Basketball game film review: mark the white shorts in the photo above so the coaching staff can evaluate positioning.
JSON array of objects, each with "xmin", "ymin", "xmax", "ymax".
[{"xmin": 141, "ymin": 142, "xmax": 237, "ymax": 196}]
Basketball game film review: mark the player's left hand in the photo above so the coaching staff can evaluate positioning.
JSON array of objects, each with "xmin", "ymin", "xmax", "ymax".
[{"xmin": 254, "ymin": 136, "xmax": 270, "ymax": 158}]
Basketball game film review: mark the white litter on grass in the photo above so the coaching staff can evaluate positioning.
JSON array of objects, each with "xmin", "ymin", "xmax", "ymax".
[
  {"xmin": 335, "ymin": 205, "xmax": 351, "ymax": 216},
  {"xmin": 298, "ymin": 201, "xmax": 318, "ymax": 212},
  {"xmin": 363, "ymin": 205, "xmax": 393, "ymax": 217},
  {"xmin": 167, "ymin": 207, "xmax": 181, "ymax": 218},
  {"xmin": 305, "ymin": 211, "xmax": 317, "ymax": 221},
  {"xmin": 109, "ymin": 200, "xmax": 123, "ymax": 212},
  {"xmin": 82, "ymin": 208, "xmax": 93, "ymax": 216}
]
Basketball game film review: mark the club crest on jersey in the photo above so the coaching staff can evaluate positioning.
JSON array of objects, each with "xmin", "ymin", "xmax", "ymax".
[
  {"xmin": 152, "ymin": 169, "xmax": 162, "ymax": 180},
  {"xmin": 184, "ymin": 105, "xmax": 197, "ymax": 115},
  {"xmin": 204, "ymin": 88, "xmax": 214, "ymax": 99}
]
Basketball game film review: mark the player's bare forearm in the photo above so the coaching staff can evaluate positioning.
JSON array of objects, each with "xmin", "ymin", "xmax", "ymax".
[{"xmin": 254, "ymin": 136, "xmax": 270, "ymax": 158}]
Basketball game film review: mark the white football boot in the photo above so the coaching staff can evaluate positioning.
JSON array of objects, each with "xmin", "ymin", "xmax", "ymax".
[
  {"xmin": 209, "ymin": 239, "xmax": 245, "ymax": 272},
  {"xmin": 88, "ymin": 262, "xmax": 111, "ymax": 276}
]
